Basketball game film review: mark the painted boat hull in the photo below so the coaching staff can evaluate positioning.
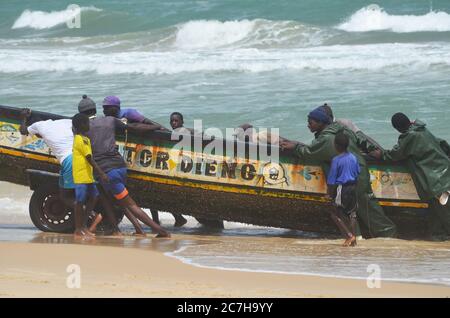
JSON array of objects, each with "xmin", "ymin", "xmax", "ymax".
[{"xmin": 0, "ymin": 105, "xmax": 429, "ymax": 237}]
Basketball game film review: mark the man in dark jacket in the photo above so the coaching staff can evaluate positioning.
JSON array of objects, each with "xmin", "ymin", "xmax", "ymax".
[
  {"xmin": 373, "ymin": 113, "xmax": 450, "ymax": 239},
  {"xmin": 281, "ymin": 107, "xmax": 397, "ymax": 238}
]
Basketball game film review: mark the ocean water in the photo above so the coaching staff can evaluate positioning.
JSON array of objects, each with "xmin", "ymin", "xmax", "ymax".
[
  {"xmin": 0, "ymin": 0, "xmax": 449, "ymax": 146},
  {"xmin": 1, "ymin": 1, "xmax": 450, "ymax": 285}
]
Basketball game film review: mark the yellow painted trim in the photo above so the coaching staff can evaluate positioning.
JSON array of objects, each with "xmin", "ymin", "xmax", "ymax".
[
  {"xmin": 0, "ymin": 147, "xmax": 58, "ymax": 164},
  {"xmin": 379, "ymin": 201, "xmax": 428, "ymax": 209},
  {"xmin": 1, "ymin": 146, "xmax": 428, "ymax": 209}
]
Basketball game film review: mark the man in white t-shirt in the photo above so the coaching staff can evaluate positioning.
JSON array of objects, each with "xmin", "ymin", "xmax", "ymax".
[{"xmin": 19, "ymin": 109, "xmax": 75, "ymax": 207}]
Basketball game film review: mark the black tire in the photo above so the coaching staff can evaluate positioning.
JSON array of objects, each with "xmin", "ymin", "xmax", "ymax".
[
  {"xmin": 29, "ymin": 184, "xmax": 125, "ymax": 235},
  {"xmin": 29, "ymin": 185, "xmax": 74, "ymax": 233}
]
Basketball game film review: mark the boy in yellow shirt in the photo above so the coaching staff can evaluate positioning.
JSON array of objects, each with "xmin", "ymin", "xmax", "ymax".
[{"xmin": 72, "ymin": 113, "xmax": 109, "ymax": 239}]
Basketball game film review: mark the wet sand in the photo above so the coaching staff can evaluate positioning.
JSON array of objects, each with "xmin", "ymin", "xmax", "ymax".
[
  {"xmin": 1, "ymin": 182, "xmax": 449, "ymax": 297},
  {"xmin": 1, "ymin": 238, "xmax": 450, "ymax": 298}
]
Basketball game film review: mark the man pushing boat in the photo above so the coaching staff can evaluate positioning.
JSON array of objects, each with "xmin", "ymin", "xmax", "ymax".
[
  {"xmin": 280, "ymin": 106, "xmax": 398, "ymax": 238},
  {"xmin": 77, "ymin": 95, "xmax": 170, "ymax": 237},
  {"xmin": 371, "ymin": 113, "xmax": 450, "ymax": 240},
  {"xmin": 19, "ymin": 108, "xmax": 116, "ymax": 238}
]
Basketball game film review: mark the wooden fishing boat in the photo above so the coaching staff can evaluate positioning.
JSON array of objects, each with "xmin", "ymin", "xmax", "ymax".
[{"xmin": 0, "ymin": 105, "xmax": 429, "ymax": 238}]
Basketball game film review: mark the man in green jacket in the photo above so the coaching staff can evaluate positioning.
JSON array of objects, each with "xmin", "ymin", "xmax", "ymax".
[
  {"xmin": 373, "ymin": 113, "xmax": 450, "ymax": 239},
  {"xmin": 281, "ymin": 107, "xmax": 397, "ymax": 238}
]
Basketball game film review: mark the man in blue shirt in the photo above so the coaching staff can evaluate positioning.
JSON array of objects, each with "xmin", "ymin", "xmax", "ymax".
[{"xmin": 327, "ymin": 132, "xmax": 360, "ymax": 246}]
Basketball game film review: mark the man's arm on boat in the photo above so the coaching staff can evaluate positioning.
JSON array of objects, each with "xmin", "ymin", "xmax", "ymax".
[
  {"xmin": 142, "ymin": 118, "xmax": 170, "ymax": 131},
  {"xmin": 293, "ymin": 136, "xmax": 335, "ymax": 162},
  {"xmin": 382, "ymin": 134, "xmax": 412, "ymax": 162},
  {"xmin": 19, "ymin": 108, "xmax": 42, "ymax": 137},
  {"xmin": 355, "ymin": 131, "xmax": 383, "ymax": 153},
  {"xmin": 127, "ymin": 122, "xmax": 163, "ymax": 134},
  {"xmin": 129, "ymin": 108, "xmax": 170, "ymax": 131},
  {"xmin": 337, "ymin": 118, "xmax": 382, "ymax": 153},
  {"xmin": 111, "ymin": 118, "xmax": 160, "ymax": 135},
  {"xmin": 122, "ymin": 108, "xmax": 170, "ymax": 131},
  {"xmin": 19, "ymin": 108, "xmax": 31, "ymax": 135}
]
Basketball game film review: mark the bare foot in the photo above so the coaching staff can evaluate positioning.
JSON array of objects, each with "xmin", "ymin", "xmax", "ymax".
[
  {"xmin": 343, "ymin": 236, "xmax": 356, "ymax": 247},
  {"xmin": 74, "ymin": 230, "xmax": 84, "ymax": 240},
  {"xmin": 74, "ymin": 230, "xmax": 95, "ymax": 241},
  {"xmin": 155, "ymin": 231, "xmax": 171, "ymax": 238},
  {"xmin": 112, "ymin": 231, "xmax": 123, "ymax": 237},
  {"xmin": 84, "ymin": 228, "xmax": 96, "ymax": 237},
  {"xmin": 88, "ymin": 214, "xmax": 103, "ymax": 233},
  {"xmin": 132, "ymin": 232, "xmax": 147, "ymax": 237}
]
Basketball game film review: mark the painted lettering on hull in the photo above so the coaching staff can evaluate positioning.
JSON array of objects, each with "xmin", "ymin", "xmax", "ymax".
[{"xmin": 0, "ymin": 120, "xmax": 421, "ymax": 201}]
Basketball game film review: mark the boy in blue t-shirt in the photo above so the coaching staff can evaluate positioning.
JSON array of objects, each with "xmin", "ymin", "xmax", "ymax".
[{"xmin": 327, "ymin": 132, "xmax": 360, "ymax": 247}]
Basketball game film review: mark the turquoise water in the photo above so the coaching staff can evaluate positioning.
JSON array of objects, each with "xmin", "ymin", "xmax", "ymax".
[{"xmin": 1, "ymin": 1, "xmax": 449, "ymax": 146}]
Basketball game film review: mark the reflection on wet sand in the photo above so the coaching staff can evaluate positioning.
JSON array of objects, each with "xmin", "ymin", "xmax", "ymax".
[{"xmin": 28, "ymin": 231, "xmax": 209, "ymax": 254}]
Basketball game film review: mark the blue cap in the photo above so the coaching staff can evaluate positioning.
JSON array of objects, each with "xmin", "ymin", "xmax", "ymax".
[{"xmin": 308, "ymin": 107, "xmax": 331, "ymax": 124}]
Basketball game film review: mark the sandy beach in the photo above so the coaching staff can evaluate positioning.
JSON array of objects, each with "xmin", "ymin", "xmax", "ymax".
[{"xmin": 1, "ymin": 240, "xmax": 449, "ymax": 298}]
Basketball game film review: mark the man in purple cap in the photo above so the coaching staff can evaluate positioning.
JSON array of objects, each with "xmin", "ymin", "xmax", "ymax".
[
  {"xmin": 102, "ymin": 95, "xmax": 169, "ymax": 130},
  {"xmin": 78, "ymin": 95, "xmax": 170, "ymax": 237}
]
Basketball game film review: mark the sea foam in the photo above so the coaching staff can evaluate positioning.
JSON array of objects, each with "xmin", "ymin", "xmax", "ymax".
[
  {"xmin": 174, "ymin": 19, "xmax": 329, "ymax": 49},
  {"xmin": 0, "ymin": 43, "xmax": 449, "ymax": 74},
  {"xmin": 12, "ymin": 6, "xmax": 102, "ymax": 30},
  {"xmin": 338, "ymin": 4, "xmax": 450, "ymax": 33},
  {"xmin": 175, "ymin": 20, "xmax": 256, "ymax": 49}
]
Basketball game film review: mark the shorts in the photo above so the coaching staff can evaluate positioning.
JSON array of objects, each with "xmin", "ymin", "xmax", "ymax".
[
  {"xmin": 334, "ymin": 183, "xmax": 358, "ymax": 216},
  {"xmin": 59, "ymin": 154, "xmax": 75, "ymax": 189},
  {"xmin": 74, "ymin": 183, "xmax": 99, "ymax": 203},
  {"xmin": 99, "ymin": 167, "xmax": 129, "ymax": 200}
]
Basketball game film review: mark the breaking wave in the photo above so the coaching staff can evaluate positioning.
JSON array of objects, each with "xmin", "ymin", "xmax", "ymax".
[
  {"xmin": 337, "ymin": 4, "xmax": 450, "ymax": 33},
  {"xmin": 12, "ymin": 6, "xmax": 102, "ymax": 30},
  {"xmin": 174, "ymin": 19, "xmax": 331, "ymax": 49},
  {"xmin": 175, "ymin": 20, "xmax": 255, "ymax": 49}
]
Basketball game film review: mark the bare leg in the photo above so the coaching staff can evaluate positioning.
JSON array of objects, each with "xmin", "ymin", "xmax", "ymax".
[
  {"xmin": 74, "ymin": 203, "xmax": 84, "ymax": 238},
  {"xmin": 332, "ymin": 211, "xmax": 348, "ymax": 238},
  {"xmin": 118, "ymin": 196, "xmax": 170, "ymax": 238},
  {"xmin": 329, "ymin": 209, "xmax": 353, "ymax": 246},
  {"xmin": 97, "ymin": 190, "xmax": 121, "ymax": 235},
  {"xmin": 336, "ymin": 209, "xmax": 357, "ymax": 247},
  {"xmin": 74, "ymin": 203, "xmax": 93, "ymax": 239},
  {"xmin": 88, "ymin": 214, "xmax": 102, "ymax": 233},
  {"xmin": 348, "ymin": 211, "xmax": 358, "ymax": 246},
  {"xmin": 84, "ymin": 196, "xmax": 99, "ymax": 235},
  {"xmin": 123, "ymin": 208, "xmax": 146, "ymax": 236}
]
